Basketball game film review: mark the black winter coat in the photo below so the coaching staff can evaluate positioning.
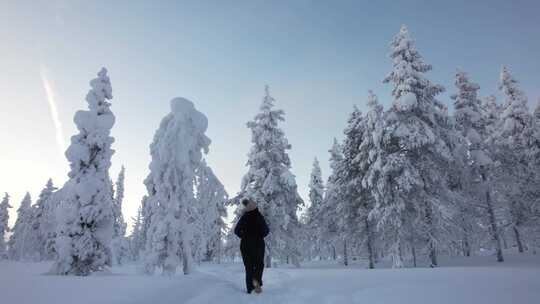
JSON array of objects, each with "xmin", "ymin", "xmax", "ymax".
[{"xmin": 234, "ymin": 208, "xmax": 269, "ymax": 241}]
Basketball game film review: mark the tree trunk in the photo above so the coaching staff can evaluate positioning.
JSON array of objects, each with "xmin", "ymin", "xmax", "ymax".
[
  {"xmin": 365, "ymin": 218, "xmax": 375, "ymax": 269},
  {"xmin": 265, "ymin": 253, "xmax": 272, "ymax": 268},
  {"xmin": 411, "ymin": 244, "xmax": 417, "ymax": 268},
  {"xmin": 343, "ymin": 240, "xmax": 348, "ymax": 266},
  {"xmin": 332, "ymin": 245, "xmax": 337, "ymax": 261},
  {"xmin": 291, "ymin": 254, "xmax": 300, "ymax": 267},
  {"xmin": 502, "ymin": 233, "xmax": 509, "ymax": 249},
  {"xmin": 513, "ymin": 225, "xmax": 524, "ymax": 253},
  {"xmin": 182, "ymin": 243, "xmax": 193, "ymax": 275},
  {"xmin": 429, "ymin": 241, "xmax": 438, "ymax": 267},
  {"xmin": 486, "ymin": 189, "xmax": 504, "ymax": 262},
  {"xmin": 392, "ymin": 242, "xmax": 404, "ymax": 268},
  {"xmin": 462, "ymin": 225, "xmax": 471, "ymax": 257},
  {"xmin": 424, "ymin": 201, "xmax": 438, "ymax": 267}
]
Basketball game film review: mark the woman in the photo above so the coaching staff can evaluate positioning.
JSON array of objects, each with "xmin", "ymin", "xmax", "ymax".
[{"xmin": 234, "ymin": 198, "xmax": 269, "ymax": 294}]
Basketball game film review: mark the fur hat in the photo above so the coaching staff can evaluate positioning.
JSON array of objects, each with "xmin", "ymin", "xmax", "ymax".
[{"xmin": 242, "ymin": 198, "xmax": 257, "ymax": 212}]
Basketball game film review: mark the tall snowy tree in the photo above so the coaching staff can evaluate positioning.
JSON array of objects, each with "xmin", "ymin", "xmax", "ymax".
[
  {"xmin": 27, "ymin": 179, "xmax": 57, "ymax": 261},
  {"xmin": 0, "ymin": 193, "xmax": 12, "ymax": 259},
  {"xmin": 334, "ymin": 93, "xmax": 383, "ymax": 269},
  {"xmin": 356, "ymin": 91, "xmax": 384, "ymax": 269},
  {"xmin": 239, "ymin": 86, "xmax": 304, "ymax": 267},
  {"xmin": 370, "ymin": 25, "xmax": 454, "ymax": 268},
  {"xmin": 52, "ymin": 68, "xmax": 116, "ymax": 275},
  {"xmin": 8, "ymin": 192, "xmax": 33, "ymax": 261},
  {"xmin": 335, "ymin": 105, "xmax": 365, "ymax": 267},
  {"xmin": 318, "ymin": 138, "xmax": 344, "ymax": 261},
  {"xmin": 143, "ymin": 97, "xmax": 210, "ymax": 275},
  {"xmin": 491, "ymin": 66, "xmax": 535, "ymax": 254},
  {"xmin": 530, "ymin": 99, "xmax": 540, "ymax": 251},
  {"xmin": 451, "ymin": 70, "xmax": 504, "ymax": 262},
  {"xmin": 112, "ymin": 166, "xmax": 128, "ymax": 265},
  {"xmin": 305, "ymin": 157, "xmax": 325, "ymax": 259}
]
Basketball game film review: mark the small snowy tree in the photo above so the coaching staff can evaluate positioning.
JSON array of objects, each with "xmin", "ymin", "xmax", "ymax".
[
  {"xmin": 27, "ymin": 179, "xmax": 57, "ymax": 261},
  {"xmin": 239, "ymin": 86, "xmax": 304, "ymax": 267},
  {"xmin": 0, "ymin": 193, "xmax": 12, "ymax": 259},
  {"xmin": 129, "ymin": 205, "xmax": 145, "ymax": 261},
  {"xmin": 8, "ymin": 192, "xmax": 33, "ymax": 261},
  {"xmin": 112, "ymin": 166, "xmax": 128, "ymax": 265},
  {"xmin": 194, "ymin": 161, "xmax": 228, "ymax": 262},
  {"xmin": 52, "ymin": 68, "xmax": 116, "ymax": 275},
  {"xmin": 134, "ymin": 195, "xmax": 152, "ymax": 261},
  {"xmin": 308, "ymin": 158, "xmax": 324, "ymax": 220},
  {"xmin": 305, "ymin": 158, "xmax": 325, "ymax": 259},
  {"xmin": 143, "ymin": 98, "xmax": 210, "ymax": 275}
]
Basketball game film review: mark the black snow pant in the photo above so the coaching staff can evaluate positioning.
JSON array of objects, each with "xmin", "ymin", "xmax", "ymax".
[{"xmin": 240, "ymin": 238, "xmax": 265, "ymax": 293}]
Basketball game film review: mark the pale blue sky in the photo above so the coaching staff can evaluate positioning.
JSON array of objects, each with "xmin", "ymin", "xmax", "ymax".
[{"xmin": 1, "ymin": 0, "xmax": 539, "ymax": 228}]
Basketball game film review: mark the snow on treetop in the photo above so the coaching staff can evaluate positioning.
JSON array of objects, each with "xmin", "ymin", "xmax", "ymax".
[
  {"xmin": 395, "ymin": 92, "xmax": 417, "ymax": 111},
  {"xmin": 87, "ymin": 67, "xmax": 113, "ymax": 114},
  {"xmin": 170, "ymin": 97, "xmax": 209, "ymax": 133}
]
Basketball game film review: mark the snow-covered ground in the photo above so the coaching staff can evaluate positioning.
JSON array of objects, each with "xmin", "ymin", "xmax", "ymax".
[{"xmin": 2, "ymin": 252, "xmax": 540, "ymax": 304}]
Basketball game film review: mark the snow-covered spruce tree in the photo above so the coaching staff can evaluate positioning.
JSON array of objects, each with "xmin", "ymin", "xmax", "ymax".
[
  {"xmin": 451, "ymin": 70, "xmax": 504, "ymax": 262},
  {"xmin": 239, "ymin": 86, "xmax": 303, "ymax": 267},
  {"xmin": 143, "ymin": 98, "xmax": 210, "ymax": 275},
  {"xmin": 52, "ymin": 68, "xmax": 116, "ymax": 275},
  {"xmin": 490, "ymin": 66, "xmax": 535, "ymax": 253},
  {"xmin": 112, "ymin": 166, "xmax": 128, "ymax": 265},
  {"xmin": 194, "ymin": 161, "xmax": 228, "ymax": 262},
  {"xmin": 128, "ymin": 205, "xmax": 144, "ymax": 261},
  {"xmin": 27, "ymin": 179, "xmax": 58, "ymax": 261},
  {"xmin": 305, "ymin": 158, "xmax": 325, "ymax": 260},
  {"xmin": 334, "ymin": 106, "xmax": 366, "ymax": 267},
  {"xmin": 0, "ymin": 193, "xmax": 12, "ymax": 259},
  {"xmin": 335, "ymin": 93, "xmax": 383, "ymax": 269},
  {"xmin": 530, "ymin": 99, "xmax": 540, "ymax": 251},
  {"xmin": 43, "ymin": 188, "xmax": 64, "ymax": 260},
  {"xmin": 356, "ymin": 91, "xmax": 385, "ymax": 268},
  {"xmin": 136, "ymin": 195, "xmax": 153, "ymax": 261},
  {"xmin": 370, "ymin": 25, "xmax": 455, "ymax": 268},
  {"xmin": 318, "ymin": 138, "xmax": 344, "ymax": 261},
  {"xmin": 8, "ymin": 192, "xmax": 32, "ymax": 261}
]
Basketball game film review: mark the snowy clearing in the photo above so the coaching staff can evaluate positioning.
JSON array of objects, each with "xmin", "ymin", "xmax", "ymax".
[{"xmin": 2, "ymin": 253, "xmax": 539, "ymax": 304}]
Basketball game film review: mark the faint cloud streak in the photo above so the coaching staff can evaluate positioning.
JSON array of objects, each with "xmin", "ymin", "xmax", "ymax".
[{"xmin": 40, "ymin": 65, "xmax": 66, "ymax": 154}]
